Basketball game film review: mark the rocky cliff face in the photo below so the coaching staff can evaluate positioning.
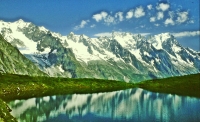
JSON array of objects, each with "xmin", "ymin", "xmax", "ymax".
[
  {"xmin": 0, "ymin": 34, "xmax": 46, "ymax": 76},
  {"xmin": 0, "ymin": 19, "xmax": 199, "ymax": 82}
]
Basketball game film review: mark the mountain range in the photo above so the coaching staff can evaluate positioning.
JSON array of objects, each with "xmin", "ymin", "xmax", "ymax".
[
  {"xmin": 0, "ymin": 19, "xmax": 199, "ymax": 82},
  {"xmin": 0, "ymin": 34, "xmax": 46, "ymax": 76}
]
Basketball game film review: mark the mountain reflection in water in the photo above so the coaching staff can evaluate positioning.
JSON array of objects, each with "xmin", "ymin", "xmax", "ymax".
[{"xmin": 8, "ymin": 88, "xmax": 200, "ymax": 122}]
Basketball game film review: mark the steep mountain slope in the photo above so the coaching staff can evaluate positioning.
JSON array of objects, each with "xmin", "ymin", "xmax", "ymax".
[
  {"xmin": 0, "ymin": 34, "xmax": 46, "ymax": 76},
  {"xmin": 0, "ymin": 19, "xmax": 199, "ymax": 82}
]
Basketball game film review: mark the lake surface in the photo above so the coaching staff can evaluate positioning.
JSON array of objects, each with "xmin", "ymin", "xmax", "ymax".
[{"xmin": 8, "ymin": 88, "xmax": 200, "ymax": 122}]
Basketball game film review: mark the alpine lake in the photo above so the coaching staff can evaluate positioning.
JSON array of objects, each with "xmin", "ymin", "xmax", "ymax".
[
  {"xmin": 8, "ymin": 88, "xmax": 200, "ymax": 122},
  {"xmin": 1, "ymin": 73, "xmax": 200, "ymax": 122}
]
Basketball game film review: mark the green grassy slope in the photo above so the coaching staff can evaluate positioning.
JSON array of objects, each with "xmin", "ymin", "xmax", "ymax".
[
  {"xmin": 138, "ymin": 73, "xmax": 200, "ymax": 98},
  {"xmin": 0, "ymin": 73, "xmax": 136, "ymax": 101},
  {"xmin": 0, "ymin": 34, "xmax": 47, "ymax": 76}
]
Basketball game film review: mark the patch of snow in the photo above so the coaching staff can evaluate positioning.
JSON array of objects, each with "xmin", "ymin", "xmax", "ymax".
[
  {"xmin": 150, "ymin": 60, "xmax": 154, "ymax": 65},
  {"xmin": 143, "ymin": 51, "xmax": 152, "ymax": 57},
  {"xmin": 39, "ymin": 26, "xmax": 48, "ymax": 32},
  {"xmin": 155, "ymin": 58, "xmax": 160, "ymax": 63},
  {"xmin": 41, "ymin": 47, "xmax": 51, "ymax": 54},
  {"xmin": 58, "ymin": 65, "xmax": 64, "ymax": 73},
  {"xmin": 0, "ymin": 20, "xmax": 37, "ymax": 54},
  {"xmin": 172, "ymin": 44, "xmax": 181, "ymax": 52},
  {"xmin": 112, "ymin": 32, "xmax": 136, "ymax": 49},
  {"xmin": 151, "ymin": 33, "xmax": 171, "ymax": 50},
  {"xmin": 130, "ymin": 49, "xmax": 142, "ymax": 60},
  {"xmin": 52, "ymin": 49, "xmax": 57, "ymax": 54}
]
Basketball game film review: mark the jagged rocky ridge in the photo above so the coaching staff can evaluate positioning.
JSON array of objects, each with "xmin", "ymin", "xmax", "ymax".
[
  {"xmin": 0, "ymin": 19, "xmax": 199, "ymax": 82},
  {"xmin": 0, "ymin": 34, "xmax": 46, "ymax": 76}
]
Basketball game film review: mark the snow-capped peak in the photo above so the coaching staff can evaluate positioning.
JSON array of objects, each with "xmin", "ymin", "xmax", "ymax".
[
  {"xmin": 15, "ymin": 19, "xmax": 25, "ymax": 23},
  {"xmin": 149, "ymin": 33, "xmax": 174, "ymax": 50},
  {"xmin": 69, "ymin": 32, "xmax": 75, "ymax": 35}
]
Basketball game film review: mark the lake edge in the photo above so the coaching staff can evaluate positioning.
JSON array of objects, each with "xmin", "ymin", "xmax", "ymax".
[{"xmin": 0, "ymin": 73, "xmax": 199, "ymax": 121}]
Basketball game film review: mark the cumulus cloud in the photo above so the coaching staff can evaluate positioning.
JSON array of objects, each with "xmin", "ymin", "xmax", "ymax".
[
  {"xmin": 74, "ymin": 20, "xmax": 90, "ymax": 30},
  {"xmin": 157, "ymin": 12, "xmax": 164, "ymax": 20},
  {"xmin": 126, "ymin": 9, "xmax": 134, "ymax": 19},
  {"xmin": 75, "ymin": 1, "xmax": 193, "ymax": 29},
  {"xmin": 104, "ymin": 15, "xmax": 115, "ymax": 25},
  {"xmin": 176, "ymin": 11, "xmax": 189, "ymax": 23},
  {"xmin": 164, "ymin": 18, "xmax": 175, "ymax": 26},
  {"xmin": 188, "ymin": 20, "xmax": 194, "ymax": 24},
  {"xmin": 164, "ymin": 11, "xmax": 175, "ymax": 26},
  {"xmin": 94, "ymin": 32, "xmax": 112, "ymax": 37},
  {"xmin": 115, "ymin": 12, "xmax": 124, "ymax": 21},
  {"xmin": 134, "ymin": 6, "xmax": 145, "ymax": 18},
  {"xmin": 172, "ymin": 31, "xmax": 200, "ymax": 37},
  {"xmin": 92, "ymin": 11, "xmax": 116, "ymax": 25},
  {"xmin": 147, "ymin": 4, "xmax": 153, "ymax": 10},
  {"xmin": 92, "ymin": 11, "xmax": 108, "ymax": 22},
  {"xmin": 156, "ymin": 3, "xmax": 170, "ymax": 11},
  {"xmin": 150, "ymin": 17, "xmax": 156, "ymax": 22},
  {"xmin": 90, "ymin": 24, "xmax": 96, "ymax": 28}
]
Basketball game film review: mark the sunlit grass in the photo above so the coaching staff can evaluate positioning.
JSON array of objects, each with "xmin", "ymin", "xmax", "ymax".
[
  {"xmin": 0, "ymin": 73, "xmax": 136, "ymax": 101},
  {"xmin": 138, "ymin": 73, "xmax": 200, "ymax": 98}
]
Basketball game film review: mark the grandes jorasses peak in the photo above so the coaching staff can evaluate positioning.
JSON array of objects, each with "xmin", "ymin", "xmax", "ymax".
[{"xmin": 0, "ymin": 19, "xmax": 199, "ymax": 82}]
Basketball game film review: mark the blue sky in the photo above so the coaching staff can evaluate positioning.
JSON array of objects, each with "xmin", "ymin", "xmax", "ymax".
[{"xmin": 0, "ymin": 0, "xmax": 199, "ymax": 50}]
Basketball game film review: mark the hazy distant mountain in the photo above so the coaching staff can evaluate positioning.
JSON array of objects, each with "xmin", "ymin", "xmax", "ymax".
[
  {"xmin": 0, "ymin": 19, "xmax": 199, "ymax": 82},
  {"xmin": 0, "ymin": 34, "xmax": 46, "ymax": 76}
]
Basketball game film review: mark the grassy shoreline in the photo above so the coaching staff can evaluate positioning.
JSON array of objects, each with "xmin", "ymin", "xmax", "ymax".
[
  {"xmin": 0, "ymin": 73, "xmax": 200, "ymax": 121},
  {"xmin": 0, "ymin": 73, "xmax": 136, "ymax": 122},
  {"xmin": 138, "ymin": 73, "xmax": 200, "ymax": 98},
  {"xmin": 0, "ymin": 74, "xmax": 136, "ymax": 101}
]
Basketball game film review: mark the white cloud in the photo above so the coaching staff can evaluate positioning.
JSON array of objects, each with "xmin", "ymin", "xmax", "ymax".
[
  {"xmin": 154, "ymin": 23, "xmax": 160, "ymax": 26},
  {"xmin": 94, "ymin": 32, "xmax": 112, "ymax": 37},
  {"xmin": 147, "ymin": 4, "xmax": 153, "ymax": 10},
  {"xmin": 157, "ymin": 12, "xmax": 164, "ymax": 20},
  {"xmin": 94, "ymin": 32, "xmax": 150, "ymax": 37},
  {"xmin": 115, "ymin": 12, "xmax": 124, "ymax": 21},
  {"xmin": 176, "ymin": 11, "xmax": 188, "ymax": 23},
  {"xmin": 172, "ymin": 31, "xmax": 200, "ymax": 37},
  {"xmin": 164, "ymin": 11, "xmax": 175, "ymax": 26},
  {"xmin": 156, "ymin": 3, "xmax": 170, "ymax": 11},
  {"xmin": 150, "ymin": 17, "xmax": 156, "ymax": 22},
  {"xmin": 188, "ymin": 20, "xmax": 194, "ymax": 24},
  {"xmin": 164, "ymin": 18, "xmax": 175, "ymax": 26},
  {"xmin": 92, "ymin": 11, "xmax": 116, "ymax": 25},
  {"xmin": 141, "ymin": 33, "xmax": 151, "ymax": 36},
  {"xmin": 74, "ymin": 20, "xmax": 90, "ymax": 30},
  {"xmin": 134, "ymin": 6, "xmax": 145, "ymax": 18},
  {"xmin": 104, "ymin": 15, "xmax": 115, "ymax": 25},
  {"xmin": 92, "ymin": 11, "xmax": 108, "ymax": 22},
  {"xmin": 90, "ymin": 24, "xmax": 96, "ymax": 28},
  {"xmin": 135, "ymin": 33, "xmax": 151, "ymax": 36},
  {"xmin": 126, "ymin": 9, "xmax": 134, "ymax": 19}
]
